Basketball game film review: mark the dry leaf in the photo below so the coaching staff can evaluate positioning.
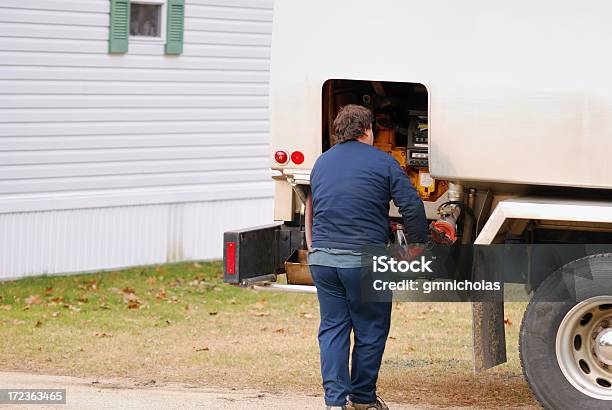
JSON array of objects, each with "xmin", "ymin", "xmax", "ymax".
[
  {"xmin": 44, "ymin": 287, "xmax": 53, "ymax": 296},
  {"xmin": 273, "ymin": 328, "xmax": 287, "ymax": 333},
  {"xmin": 93, "ymin": 331, "xmax": 113, "ymax": 338},
  {"xmin": 25, "ymin": 295, "xmax": 42, "ymax": 305},
  {"xmin": 146, "ymin": 277, "xmax": 157, "ymax": 285},
  {"xmin": 208, "ymin": 311, "xmax": 218, "ymax": 316},
  {"xmin": 127, "ymin": 300, "xmax": 141, "ymax": 309},
  {"xmin": 121, "ymin": 287, "xmax": 136, "ymax": 294},
  {"xmin": 155, "ymin": 289, "xmax": 167, "ymax": 300},
  {"xmin": 253, "ymin": 300, "xmax": 268, "ymax": 310},
  {"xmin": 504, "ymin": 318, "xmax": 512, "ymax": 326},
  {"xmin": 249, "ymin": 311, "xmax": 270, "ymax": 317},
  {"xmin": 34, "ymin": 320, "xmax": 43, "ymax": 328},
  {"xmin": 193, "ymin": 346, "xmax": 209, "ymax": 352}
]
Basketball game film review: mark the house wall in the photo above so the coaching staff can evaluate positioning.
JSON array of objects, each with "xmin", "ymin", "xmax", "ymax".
[{"xmin": 0, "ymin": 0, "xmax": 275, "ymax": 278}]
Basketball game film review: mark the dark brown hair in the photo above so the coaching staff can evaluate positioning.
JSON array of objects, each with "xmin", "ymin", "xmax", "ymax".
[{"xmin": 331, "ymin": 104, "xmax": 373, "ymax": 145}]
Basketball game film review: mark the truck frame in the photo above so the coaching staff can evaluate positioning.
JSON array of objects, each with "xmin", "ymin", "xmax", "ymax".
[{"xmin": 224, "ymin": 1, "xmax": 612, "ymax": 408}]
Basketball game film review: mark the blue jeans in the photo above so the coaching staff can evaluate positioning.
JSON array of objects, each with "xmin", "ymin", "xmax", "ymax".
[{"xmin": 310, "ymin": 265, "xmax": 392, "ymax": 406}]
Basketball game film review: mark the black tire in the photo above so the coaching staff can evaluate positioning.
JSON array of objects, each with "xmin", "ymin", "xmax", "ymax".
[{"xmin": 520, "ymin": 254, "xmax": 612, "ymax": 410}]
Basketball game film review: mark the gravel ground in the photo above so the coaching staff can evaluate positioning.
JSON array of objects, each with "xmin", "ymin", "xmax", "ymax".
[{"xmin": 0, "ymin": 371, "xmax": 432, "ymax": 410}]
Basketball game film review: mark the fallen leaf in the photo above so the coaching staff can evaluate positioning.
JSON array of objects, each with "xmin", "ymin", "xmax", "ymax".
[
  {"xmin": 193, "ymin": 346, "xmax": 210, "ymax": 352},
  {"xmin": 44, "ymin": 287, "xmax": 53, "ymax": 296},
  {"xmin": 127, "ymin": 300, "xmax": 141, "ymax": 309},
  {"xmin": 389, "ymin": 336, "xmax": 397, "ymax": 340},
  {"xmin": 249, "ymin": 311, "xmax": 270, "ymax": 317},
  {"xmin": 25, "ymin": 295, "xmax": 43, "ymax": 305},
  {"xmin": 93, "ymin": 331, "xmax": 113, "ymax": 338},
  {"xmin": 146, "ymin": 277, "xmax": 157, "ymax": 285},
  {"xmin": 121, "ymin": 287, "xmax": 136, "ymax": 294},
  {"xmin": 34, "ymin": 320, "xmax": 43, "ymax": 328},
  {"xmin": 124, "ymin": 292, "xmax": 141, "ymax": 309},
  {"xmin": 273, "ymin": 328, "xmax": 287, "ymax": 333},
  {"xmin": 155, "ymin": 289, "xmax": 167, "ymax": 300},
  {"xmin": 49, "ymin": 296, "xmax": 64, "ymax": 303},
  {"xmin": 253, "ymin": 300, "xmax": 268, "ymax": 310},
  {"xmin": 504, "ymin": 318, "xmax": 512, "ymax": 326},
  {"xmin": 208, "ymin": 311, "xmax": 218, "ymax": 316}
]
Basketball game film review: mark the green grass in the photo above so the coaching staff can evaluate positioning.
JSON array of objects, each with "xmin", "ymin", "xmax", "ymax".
[{"xmin": 0, "ymin": 262, "xmax": 537, "ymax": 408}]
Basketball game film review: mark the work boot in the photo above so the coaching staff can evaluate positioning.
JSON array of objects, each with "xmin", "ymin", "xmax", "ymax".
[
  {"xmin": 325, "ymin": 405, "xmax": 354, "ymax": 410},
  {"xmin": 348, "ymin": 396, "xmax": 389, "ymax": 410}
]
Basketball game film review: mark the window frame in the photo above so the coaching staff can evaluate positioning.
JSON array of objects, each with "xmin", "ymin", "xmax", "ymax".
[{"xmin": 129, "ymin": 0, "xmax": 166, "ymax": 44}]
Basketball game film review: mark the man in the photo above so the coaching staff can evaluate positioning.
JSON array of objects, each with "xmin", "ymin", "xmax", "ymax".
[{"xmin": 305, "ymin": 104, "xmax": 429, "ymax": 410}]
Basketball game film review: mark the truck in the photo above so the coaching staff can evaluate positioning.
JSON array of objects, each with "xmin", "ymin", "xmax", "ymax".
[{"xmin": 223, "ymin": 1, "xmax": 612, "ymax": 408}]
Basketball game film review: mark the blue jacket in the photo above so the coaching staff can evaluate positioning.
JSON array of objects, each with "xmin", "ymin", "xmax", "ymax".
[{"xmin": 310, "ymin": 140, "xmax": 428, "ymax": 250}]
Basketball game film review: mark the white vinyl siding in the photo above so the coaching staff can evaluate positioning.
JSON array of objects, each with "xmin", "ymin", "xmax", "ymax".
[{"xmin": 0, "ymin": 0, "xmax": 275, "ymax": 277}]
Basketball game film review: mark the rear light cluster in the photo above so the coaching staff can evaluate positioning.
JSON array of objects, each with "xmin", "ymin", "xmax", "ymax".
[
  {"xmin": 274, "ymin": 150, "xmax": 304, "ymax": 165},
  {"xmin": 225, "ymin": 241, "xmax": 236, "ymax": 274}
]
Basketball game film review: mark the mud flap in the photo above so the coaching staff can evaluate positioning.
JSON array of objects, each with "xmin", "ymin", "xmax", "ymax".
[{"xmin": 471, "ymin": 245, "xmax": 507, "ymax": 372}]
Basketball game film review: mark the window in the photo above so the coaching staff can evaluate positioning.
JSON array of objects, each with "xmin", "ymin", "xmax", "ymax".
[
  {"xmin": 109, "ymin": 0, "xmax": 184, "ymax": 54},
  {"xmin": 130, "ymin": 3, "xmax": 162, "ymax": 37}
]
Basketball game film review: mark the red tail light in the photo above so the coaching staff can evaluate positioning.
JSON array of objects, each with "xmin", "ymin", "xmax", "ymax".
[
  {"xmin": 226, "ymin": 241, "xmax": 236, "ymax": 274},
  {"xmin": 291, "ymin": 151, "xmax": 304, "ymax": 165},
  {"xmin": 274, "ymin": 150, "xmax": 288, "ymax": 164}
]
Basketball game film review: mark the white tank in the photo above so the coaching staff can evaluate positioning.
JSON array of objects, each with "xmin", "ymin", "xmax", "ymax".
[{"xmin": 270, "ymin": 0, "xmax": 612, "ymax": 190}]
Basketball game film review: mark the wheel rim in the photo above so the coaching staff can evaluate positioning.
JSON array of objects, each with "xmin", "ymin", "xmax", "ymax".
[{"xmin": 556, "ymin": 296, "xmax": 612, "ymax": 400}]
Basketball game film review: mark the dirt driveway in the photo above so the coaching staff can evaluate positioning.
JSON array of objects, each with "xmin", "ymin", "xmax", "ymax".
[{"xmin": 0, "ymin": 371, "xmax": 433, "ymax": 410}]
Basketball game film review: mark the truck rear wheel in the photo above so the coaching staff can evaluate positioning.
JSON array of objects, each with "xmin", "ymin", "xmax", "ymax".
[{"xmin": 520, "ymin": 254, "xmax": 612, "ymax": 409}]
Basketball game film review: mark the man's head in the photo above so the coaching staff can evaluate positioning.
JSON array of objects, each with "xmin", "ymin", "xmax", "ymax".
[{"xmin": 331, "ymin": 104, "xmax": 374, "ymax": 146}]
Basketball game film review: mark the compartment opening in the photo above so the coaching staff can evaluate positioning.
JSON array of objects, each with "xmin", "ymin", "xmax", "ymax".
[{"xmin": 321, "ymin": 79, "xmax": 446, "ymax": 203}]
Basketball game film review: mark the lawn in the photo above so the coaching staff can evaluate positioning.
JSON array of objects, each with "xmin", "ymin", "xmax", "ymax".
[{"xmin": 0, "ymin": 262, "xmax": 537, "ymax": 408}]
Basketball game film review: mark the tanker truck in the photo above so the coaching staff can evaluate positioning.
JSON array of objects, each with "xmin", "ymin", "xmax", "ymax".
[{"xmin": 223, "ymin": 1, "xmax": 612, "ymax": 408}]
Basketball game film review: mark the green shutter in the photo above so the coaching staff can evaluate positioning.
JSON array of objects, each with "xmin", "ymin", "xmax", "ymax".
[
  {"xmin": 109, "ymin": 0, "xmax": 130, "ymax": 53},
  {"xmin": 165, "ymin": 0, "xmax": 185, "ymax": 55}
]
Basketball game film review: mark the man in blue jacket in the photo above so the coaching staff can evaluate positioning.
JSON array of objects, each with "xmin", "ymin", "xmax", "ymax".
[{"xmin": 305, "ymin": 104, "xmax": 428, "ymax": 410}]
